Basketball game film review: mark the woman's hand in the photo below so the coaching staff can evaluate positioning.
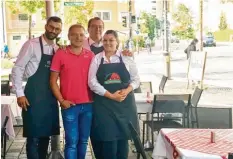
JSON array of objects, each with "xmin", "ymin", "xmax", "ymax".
[
  {"xmin": 111, "ymin": 90, "xmax": 126, "ymax": 102},
  {"xmin": 119, "ymin": 89, "xmax": 130, "ymax": 98}
]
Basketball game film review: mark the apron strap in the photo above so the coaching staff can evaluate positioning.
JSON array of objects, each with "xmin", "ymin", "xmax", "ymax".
[
  {"xmin": 39, "ymin": 36, "xmax": 55, "ymax": 55},
  {"xmin": 119, "ymin": 55, "xmax": 123, "ymax": 63},
  {"xmin": 100, "ymin": 57, "xmax": 104, "ymax": 65},
  {"xmin": 39, "ymin": 36, "xmax": 44, "ymax": 55}
]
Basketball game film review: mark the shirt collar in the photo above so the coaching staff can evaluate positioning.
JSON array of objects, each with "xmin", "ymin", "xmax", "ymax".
[
  {"xmin": 102, "ymin": 50, "xmax": 121, "ymax": 60},
  {"xmin": 41, "ymin": 34, "xmax": 58, "ymax": 51},
  {"xmin": 42, "ymin": 34, "xmax": 56, "ymax": 47},
  {"xmin": 88, "ymin": 37, "xmax": 103, "ymax": 47}
]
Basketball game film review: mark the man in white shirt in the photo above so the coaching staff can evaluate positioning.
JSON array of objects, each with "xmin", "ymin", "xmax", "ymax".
[{"xmin": 11, "ymin": 16, "xmax": 62, "ymax": 159}]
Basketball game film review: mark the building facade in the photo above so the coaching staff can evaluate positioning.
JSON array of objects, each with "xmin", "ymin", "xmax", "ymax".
[{"xmin": 4, "ymin": 0, "xmax": 135, "ymax": 57}]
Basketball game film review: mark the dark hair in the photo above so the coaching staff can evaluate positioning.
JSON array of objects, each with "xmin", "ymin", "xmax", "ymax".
[
  {"xmin": 104, "ymin": 30, "xmax": 119, "ymax": 49},
  {"xmin": 191, "ymin": 38, "xmax": 198, "ymax": 44},
  {"xmin": 47, "ymin": 16, "xmax": 62, "ymax": 24},
  {"xmin": 68, "ymin": 24, "xmax": 85, "ymax": 33},
  {"xmin": 88, "ymin": 17, "xmax": 104, "ymax": 29}
]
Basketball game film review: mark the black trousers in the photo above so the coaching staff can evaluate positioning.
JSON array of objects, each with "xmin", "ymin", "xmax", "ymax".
[
  {"xmin": 91, "ymin": 139, "xmax": 128, "ymax": 159},
  {"xmin": 26, "ymin": 137, "xmax": 50, "ymax": 159}
]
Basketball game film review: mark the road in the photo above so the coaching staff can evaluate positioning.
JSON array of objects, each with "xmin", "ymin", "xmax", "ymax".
[{"xmin": 134, "ymin": 41, "xmax": 233, "ymax": 88}]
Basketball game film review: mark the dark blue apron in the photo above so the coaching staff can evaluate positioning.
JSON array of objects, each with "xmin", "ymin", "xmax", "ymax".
[
  {"xmin": 88, "ymin": 38, "xmax": 104, "ymax": 55},
  {"xmin": 22, "ymin": 36, "xmax": 60, "ymax": 137},
  {"xmin": 91, "ymin": 56, "xmax": 139, "ymax": 141}
]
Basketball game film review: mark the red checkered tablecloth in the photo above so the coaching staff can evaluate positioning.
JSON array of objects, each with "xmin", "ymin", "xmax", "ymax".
[{"xmin": 162, "ymin": 129, "xmax": 233, "ymax": 159}]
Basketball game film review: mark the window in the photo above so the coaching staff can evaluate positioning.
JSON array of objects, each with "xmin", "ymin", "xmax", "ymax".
[
  {"xmin": 18, "ymin": 14, "xmax": 28, "ymax": 21},
  {"xmin": 95, "ymin": 12, "xmax": 101, "ymax": 18},
  {"xmin": 94, "ymin": 11, "xmax": 111, "ymax": 21},
  {"xmin": 13, "ymin": 35, "xmax": 21, "ymax": 40},
  {"xmin": 103, "ymin": 12, "xmax": 110, "ymax": 21}
]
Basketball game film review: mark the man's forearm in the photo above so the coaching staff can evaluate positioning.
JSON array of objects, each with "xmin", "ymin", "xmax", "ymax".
[{"xmin": 50, "ymin": 81, "xmax": 64, "ymax": 103}]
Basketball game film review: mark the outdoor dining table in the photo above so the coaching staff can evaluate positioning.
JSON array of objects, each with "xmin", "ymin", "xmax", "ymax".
[
  {"xmin": 152, "ymin": 128, "xmax": 233, "ymax": 159},
  {"xmin": 1, "ymin": 96, "xmax": 19, "ymax": 140}
]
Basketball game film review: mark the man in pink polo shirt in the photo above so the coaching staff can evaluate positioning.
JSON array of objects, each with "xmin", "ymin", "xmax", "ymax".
[{"xmin": 50, "ymin": 24, "xmax": 94, "ymax": 159}]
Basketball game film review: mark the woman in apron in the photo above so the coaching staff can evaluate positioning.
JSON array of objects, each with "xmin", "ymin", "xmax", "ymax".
[{"xmin": 88, "ymin": 30, "xmax": 140, "ymax": 159}]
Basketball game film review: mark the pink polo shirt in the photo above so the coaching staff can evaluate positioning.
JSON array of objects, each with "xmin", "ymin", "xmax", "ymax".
[{"xmin": 51, "ymin": 46, "xmax": 94, "ymax": 104}]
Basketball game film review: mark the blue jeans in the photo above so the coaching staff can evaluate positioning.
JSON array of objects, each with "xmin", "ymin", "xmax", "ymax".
[{"xmin": 62, "ymin": 103, "xmax": 92, "ymax": 159}]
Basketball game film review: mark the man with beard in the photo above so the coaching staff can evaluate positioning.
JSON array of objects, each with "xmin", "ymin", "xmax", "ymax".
[{"xmin": 11, "ymin": 16, "xmax": 62, "ymax": 159}]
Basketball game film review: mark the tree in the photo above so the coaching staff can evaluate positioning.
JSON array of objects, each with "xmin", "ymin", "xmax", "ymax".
[
  {"xmin": 64, "ymin": 1, "xmax": 94, "ymax": 27},
  {"xmin": 140, "ymin": 12, "xmax": 160, "ymax": 40},
  {"xmin": 6, "ymin": 1, "xmax": 94, "ymax": 39},
  {"xmin": 7, "ymin": 1, "xmax": 61, "ymax": 39},
  {"xmin": 172, "ymin": 3, "xmax": 195, "ymax": 39},
  {"xmin": 219, "ymin": 11, "xmax": 228, "ymax": 30},
  {"xmin": 7, "ymin": 1, "xmax": 45, "ymax": 39}
]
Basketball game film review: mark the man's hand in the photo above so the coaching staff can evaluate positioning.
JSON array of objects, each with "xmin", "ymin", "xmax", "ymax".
[
  {"xmin": 60, "ymin": 100, "xmax": 75, "ymax": 109},
  {"xmin": 111, "ymin": 90, "xmax": 126, "ymax": 102},
  {"xmin": 122, "ymin": 50, "xmax": 133, "ymax": 57},
  {"xmin": 59, "ymin": 45, "xmax": 67, "ymax": 50},
  {"xmin": 17, "ymin": 96, "xmax": 30, "ymax": 111}
]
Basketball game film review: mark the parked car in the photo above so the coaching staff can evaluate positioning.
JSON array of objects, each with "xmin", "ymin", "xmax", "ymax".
[{"xmin": 203, "ymin": 36, "xmax": 216, "ymax": 47}]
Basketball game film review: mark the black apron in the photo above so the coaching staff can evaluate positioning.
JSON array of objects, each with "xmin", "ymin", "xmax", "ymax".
[
  {"xmin": 88, "ymin": 38, "xmax": 104, "ymax": 55},
  {"xmin": 22, "ymin": 36, "xmax": 60, "ymax": 137},
  {"xmin": 91, "ymin": 56, "xmax": 139, "ymax": 141}
]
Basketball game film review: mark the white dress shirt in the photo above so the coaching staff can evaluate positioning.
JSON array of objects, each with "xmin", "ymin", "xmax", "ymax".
[
  {"xmin": 83, "ymin": 37, "xmax": 103, "ymax": 51},
  {"xmin": 11, "ymin": 35, "xmax": 58, "ymax": 98},
  {"xmin": 88, "ymin": 50, "xmax": 140, "ymax": 96}
]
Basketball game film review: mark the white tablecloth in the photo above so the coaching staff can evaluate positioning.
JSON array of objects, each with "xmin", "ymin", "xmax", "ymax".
[
  {"xmin": 135, "ymin": 93, "xmax": 153, "ymax": 113},
  {"xmin": 152, "ymin": 128, "xmax": 233, "ymax": 159},
  {"xmin": 1, "ymin": 104, "xmax": 17, "ymax": 140},
  {"xmin": 1, "ymin": 96, "xmax": 22, "ymax": 118}
]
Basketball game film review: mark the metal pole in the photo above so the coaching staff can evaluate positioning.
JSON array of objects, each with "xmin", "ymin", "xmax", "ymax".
[
  {"xmin": 128, "ymin": 0, "xmax": 134, "ymax": 57},
  {"xmin": 163, "ymin": 0, "xmax": 171, "ymax": 79},
  {"xmin": 199, "ymin": 0, "xmax": 203, "ymax": 51},
  {"xmin": 129, "ymin": 0, "xmax": 132, "ymax": 40},
  {"xmin": 45, "ymin": 1, "xmax": 64, "ymax": 159}
]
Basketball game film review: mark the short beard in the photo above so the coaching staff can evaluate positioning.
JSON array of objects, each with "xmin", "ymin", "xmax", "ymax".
[{"xmin": 45, "ymin": 31, "xmax": 57, "ymax": 40}]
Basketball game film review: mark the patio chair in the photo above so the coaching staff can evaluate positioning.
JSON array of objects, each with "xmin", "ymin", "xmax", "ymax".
[
  {"xmin": 142, "ymin": 93, "xmax": 191, "ymax": 148},
  {"xmin": 129, "ymin": 122, "xmax": 148, "ymax": 159},
  {"xmin": 1, "ymin": 116, "xmax": 9, "ymax": 159}
]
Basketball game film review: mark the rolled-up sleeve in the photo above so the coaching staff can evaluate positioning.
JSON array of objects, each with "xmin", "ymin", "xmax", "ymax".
[
  {"xmin": 11, "ymin": 41, "xmax": 33, "ymax": 97},
  {"xmin": 88, "ymin": 56, "xmax": 107, "ymax": 96},
  {"xmin": 124, "ymin": 57, "xmax": 140, "ymax": 90}
]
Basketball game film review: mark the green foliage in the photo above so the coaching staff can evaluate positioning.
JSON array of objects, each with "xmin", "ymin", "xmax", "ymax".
[
  {"xmin": 64, "ymin": 1, "xmax": 94, "ymax": 27},
  {"xmin": 172, "ymin": 3, "xmax": 195, "ymax": 39},
  {"xmin": 219, "ymin": 11, "xmax": 228, "ymax": 30},
  {"xmin": 7, "ymin": 0, "xmax": 44, "ymax": 14},
  {"xmin": 213, "ymin": 29, "xmax": 233, "ymax": 41},
  {"xmin": 140, "ymin": 12, "xmax": 160, "ymax": 41}
]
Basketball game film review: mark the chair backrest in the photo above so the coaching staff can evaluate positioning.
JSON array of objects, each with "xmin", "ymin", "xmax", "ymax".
[
  {"xmin": 191, "ymin": 87, "xmax": 203, "ymax": 107},
  {"xmin": 128, "ymin": 122, "xmax": 148, "ymax": 159},
  {"xmin": 9, "ymin": 74, "xmax": 12, "ymax": 82},
  {"xmin": 159, "ymin": 75, "xmax": 168, "ymax": 92},
  {"xmin": 134, "ymin": 81, "xmax": 153, "ymax": 93},
  {"xmin": 152, "ymin": 94, "xmax": 191, "ymax": 113},
  {"xmin": 1, "ymin": 116, "xmax": 9, "ymax": 132},
  {"xmin": 1, "ymin": 80, "xmax": 10, "ymax": 95}
]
